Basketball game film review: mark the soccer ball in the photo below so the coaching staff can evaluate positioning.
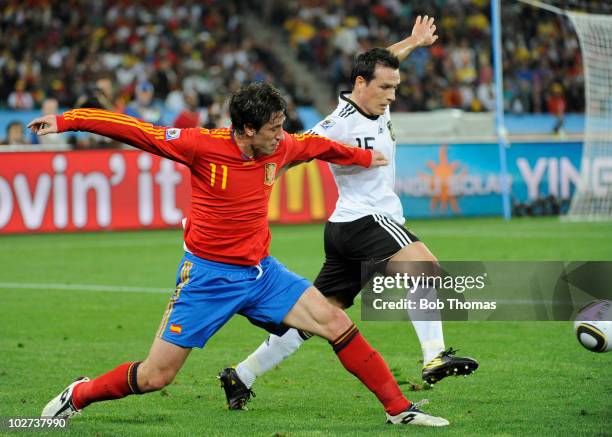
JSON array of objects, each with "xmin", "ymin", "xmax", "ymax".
[{"xmin": 573, "ymin": 300, "xmax": 612, "ymax": 353}]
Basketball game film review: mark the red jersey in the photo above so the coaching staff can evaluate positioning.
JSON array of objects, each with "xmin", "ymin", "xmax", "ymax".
[{"xmin": 57, "ymin": 108, "xmax": 372, "ymax": 265}]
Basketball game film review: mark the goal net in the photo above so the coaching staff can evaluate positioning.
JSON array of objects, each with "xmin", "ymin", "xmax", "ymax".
[{"xmin": 564, "ymin": 11, "xmax": 612, "ymax": 221}]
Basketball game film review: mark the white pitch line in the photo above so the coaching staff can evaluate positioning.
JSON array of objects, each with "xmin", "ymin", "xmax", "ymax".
[
  {"xmin": 0, "ymin": 282, "xmax": 170, "ymax": 294},
  {"xmin": 1, "ymin": 238, "xmax": 183, "ymax": 250},
  {"xmin": 415, "ymin": 230, "xmax": 612, "ymax": 239}
]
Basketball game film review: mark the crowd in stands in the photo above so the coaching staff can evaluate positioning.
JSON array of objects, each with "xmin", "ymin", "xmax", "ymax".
[
  {"xmin": 270, "ymin": 0, "xmax": 585, "ymax": 115},
  {"xmin": 0, "ymin": 0, "xmax": 596, "ymax": 146},
  {"xmin": 0, "ymin": 0, "xmax": 302, "ymax": 146}
]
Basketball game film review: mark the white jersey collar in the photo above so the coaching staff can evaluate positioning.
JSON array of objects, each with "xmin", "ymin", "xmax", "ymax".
[{"xmin": 339, "ymin": 91, "xmax": 380, "ymax": 121}]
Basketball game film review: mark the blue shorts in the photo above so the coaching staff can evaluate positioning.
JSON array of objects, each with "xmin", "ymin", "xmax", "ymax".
[{"xmin": 157, "ymin": 253, "xmax": 312, "ymax": 348}]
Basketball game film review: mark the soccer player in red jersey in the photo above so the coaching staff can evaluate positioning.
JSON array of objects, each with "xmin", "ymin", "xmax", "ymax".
[{"xmin": 29, "ymin": 82, "xmax": 448, "ymax": 426}]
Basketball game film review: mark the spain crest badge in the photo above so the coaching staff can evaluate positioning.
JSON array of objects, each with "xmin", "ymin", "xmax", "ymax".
[{"xmin": 264, "ymin": 163, "xmax": 277, "ymax": 186}]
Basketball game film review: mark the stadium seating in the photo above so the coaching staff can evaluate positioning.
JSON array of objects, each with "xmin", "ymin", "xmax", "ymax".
[
  {"xmin": 0, "ymin": 0, "xmax": 595, "ymax": 147},
  {"xmin": 0, "ymin": 1, "xmax": 291, "ymax": 125},
  {"xmin": 267, "ymin": 0, "xmax": 585, "ymax": 113}
]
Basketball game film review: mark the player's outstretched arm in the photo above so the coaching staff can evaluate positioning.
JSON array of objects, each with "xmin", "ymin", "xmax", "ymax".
[
  {"xmin": 29, "ymin": 108, "xmax": 196, "ymax": 165},
  {"xmin": 280, "ymin": 150, "xmax": 387, "ymax": 177},
  {"xmin": 287, "ymin": 132, "xmax": 387, "ymax": 168},
  {"xmin": 387, "ymin": 15, "xmax": 438, "ymax": 62}
]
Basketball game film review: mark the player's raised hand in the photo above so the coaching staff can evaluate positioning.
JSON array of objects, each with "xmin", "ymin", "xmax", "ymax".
[
  {"xmin": 27, "ymin": 115, "xmax": 58, "ymax": 136},
  {"xmin": 370, "ymin": 150, "xmax": 389, "ymax": 167},
  {"xmin": 411, "ymin": 15, "xmax": 438, "ymax": 48},
  {"xmin": 387, "ymin": 15, "xmax": 438, "ymax": 61}
]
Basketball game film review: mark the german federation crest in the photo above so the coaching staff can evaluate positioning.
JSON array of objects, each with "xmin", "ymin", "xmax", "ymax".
[{"xmin": 264, "ymin": 163, "xmax": 277, "ymax": 186}]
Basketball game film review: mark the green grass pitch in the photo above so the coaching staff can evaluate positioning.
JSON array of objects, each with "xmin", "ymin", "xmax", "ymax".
[{"xmin": 1, "ymin": 217, "xmax": 611, "ymax": 436}]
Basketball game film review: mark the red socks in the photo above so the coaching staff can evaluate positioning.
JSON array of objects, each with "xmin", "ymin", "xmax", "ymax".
[
  {"xmin": 72, "ymin": 362, "xmax": 141, "ymax": 410},
  {"xmin": 331, "ymin": 325, "xmax": 410, "ymax": 416},
  {"xmin": 71, "ymin": 328, "xmax": 407, "ymax": 415}
]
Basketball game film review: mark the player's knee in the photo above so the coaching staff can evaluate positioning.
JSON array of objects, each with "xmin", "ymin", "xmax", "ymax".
[
  {"xmin": 389, "ymin": 243, "xmax": 439, "ymax": 277},
  {"xmin": 321, "ymin": 305, "xmax": 352, "ymax": 339},
  {"xmin": 391, "ymin": 242, "xmax": 437, "ymax": 263},
  {"xmin": 137, "ymin": 365, "xmax": 178, "ymax": 392},
  {"xmin": 145, "ymin": 370, "xmax": 176, "ymax": 391}
]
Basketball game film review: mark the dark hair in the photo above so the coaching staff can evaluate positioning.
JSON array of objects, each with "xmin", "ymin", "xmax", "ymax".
[
  {"xmin": 230, "ymin": 82, "xmax": 287, "ymax": 134},
  {"xmin": 350, "ymin": 48, "xmax": 400, "ymax": 86}
]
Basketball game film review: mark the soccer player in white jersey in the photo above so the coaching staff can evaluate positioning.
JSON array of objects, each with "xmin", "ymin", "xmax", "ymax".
[{"xmin": 219, "ymin": 16, "xmax": 478, "ymax": 410}]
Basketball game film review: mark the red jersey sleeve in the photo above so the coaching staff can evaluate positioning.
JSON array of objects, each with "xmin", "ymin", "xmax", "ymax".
[
  {"xmin": 283, "ymin": 131, "xmax": 372, "ymax": 168},
  {"xmin": 57, "ymin": 108, "xmax": 198, "ymax": 166}
]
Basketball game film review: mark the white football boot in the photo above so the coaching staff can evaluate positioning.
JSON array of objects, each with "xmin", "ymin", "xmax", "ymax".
[
  {"xmin": 41, "ymin": 377, "xmax": 89, "ymax": 418},
  {"xmin": 386, "ymin": 399, "xmax": 449, "ymax": 426}
]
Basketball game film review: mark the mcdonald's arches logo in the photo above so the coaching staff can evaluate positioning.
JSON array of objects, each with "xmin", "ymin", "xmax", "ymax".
[{"xmin": 268, "ymin": 161, "xmax": 338, "ymax": 223}]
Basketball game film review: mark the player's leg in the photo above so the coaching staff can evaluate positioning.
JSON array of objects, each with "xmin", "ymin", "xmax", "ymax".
[
  {"xmin": 220, "ymin": 255, "xmax": 337, "ymax": 410},
  {"xmin": 388, "ymin": 241, "xmax": 447, "ymax": 365},
  {"xmin": 236, "ymin": 256, "xmax": 446, "ymax": 425},
  {"xmin": 387, "ymin": 239, "xmax": 478, "ymax": 383},
  {"xmin": 41, "ymin": 337, "xmax": 191, "ymax": 418},
  {"xmin": 231, "ymin": 327, "xmax": 311, "ymax": 388},
  {"xmin": 219, "ymin": 325, "xmax": 311, "ymax": 409},
  {"xmin": 227, "ymin": 221, "xmax": 345, "ymax": 393},
  {"xmin": 226, "ymin": 218, "xmax": 366, "ymax": 399},
  {"xmin": 325, "ymin": 214, "xmax": 476, "ymax": 383},
  {"xmin": 322, "ymin": 214, "xmax": 453, "ymax": 377},
  {"xmin": 41, "ymin": 256, "xmax": 198, "ymax": 419},
  {"xmin": 74, "ymin": 338, "xmax": 190, "ymax": 404},
  {"xmin": 282, "ymin": 286, "xmax": 447, "ymax": 426},
  {"xmin": 41, "ymin": 256, "xmax": 201, "ymax": 419},
  {"xmin": 42, "ymin": 253, "xmax": 247, "ymax": 418},
  {"xmin": 231, "ymin": 255, "xmax": 356, "ymax": 394},
  {"xmin": 227, "ymin": 216, "xmax": 401, "ymax": 401}
]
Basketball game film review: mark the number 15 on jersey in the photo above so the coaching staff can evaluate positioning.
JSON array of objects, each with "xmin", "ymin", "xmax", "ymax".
[{"xmin": 356, "ymin": 137, "xmax": 375, "ymax": 150}]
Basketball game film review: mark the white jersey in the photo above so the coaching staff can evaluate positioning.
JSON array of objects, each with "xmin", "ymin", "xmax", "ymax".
[{"xmin": 309, "ymin": 93, "xmax": 404, "ymax": 224}]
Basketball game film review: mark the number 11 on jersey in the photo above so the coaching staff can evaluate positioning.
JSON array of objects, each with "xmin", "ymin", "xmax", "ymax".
[{"xmin": 209, "ymin": 163, "xmax": 228, "ymax": 189}]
